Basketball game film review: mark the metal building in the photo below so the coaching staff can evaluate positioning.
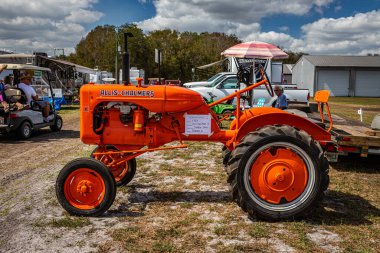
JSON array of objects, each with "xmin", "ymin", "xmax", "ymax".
[
  {"xmin": 292, "ymin": 55, "xmax": 380, "ymax": 97},
  {"xmin": 283, "ymin": 64, "xmax": 294, "ymax": 84}
]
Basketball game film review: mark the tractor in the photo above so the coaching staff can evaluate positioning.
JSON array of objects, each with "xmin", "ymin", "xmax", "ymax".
[{"xmin": 55, "ymin": 38, "xmax": 331, "ymax": 221}]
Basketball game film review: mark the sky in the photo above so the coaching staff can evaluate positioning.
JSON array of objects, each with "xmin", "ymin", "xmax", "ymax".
[{"xmin": 0, "ymin": 0, "xmax": 379, "ymax": 56}]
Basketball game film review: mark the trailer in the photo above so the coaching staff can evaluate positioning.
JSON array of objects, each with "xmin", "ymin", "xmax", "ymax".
[
  {"xmin": 308, "ymin": 91, "xmax": 380, "ymax": 162},
  {"xmin": 332, "ymin": 124, "xmax": 380, "ymax": 158}
]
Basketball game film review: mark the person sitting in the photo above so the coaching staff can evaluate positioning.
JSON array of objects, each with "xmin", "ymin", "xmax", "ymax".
[
  {"xmin": 18, "ymin": 74, "xmax": 53, "ymax": 122},
  {"xmin": 0, "ymin": 64, "xmax": 10, "ymax": 111},
  {"xmin": 274, "ymin": 85, "xmax": 288, "ymax": 110},
  {"xmin": 4, "ymin": 75, "xmax": 13, "ymax": 88},
  {"xmin": 1, "ymin": 73, "xmax": 26, "ymax": 112}
]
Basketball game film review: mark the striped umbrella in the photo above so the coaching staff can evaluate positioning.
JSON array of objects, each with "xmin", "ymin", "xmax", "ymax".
[{"xmin": 221, "ymin": 41, "xmax": 288, "ymax": 59}]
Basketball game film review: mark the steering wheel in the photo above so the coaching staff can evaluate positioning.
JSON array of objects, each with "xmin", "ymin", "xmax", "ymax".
[
  {"xmin": 259, "ymin": 66, "xmax": 274, "ymax": 97},
  {"xmin": 237, "ymin": 65, "xmax": 250, "ymax": 85}
]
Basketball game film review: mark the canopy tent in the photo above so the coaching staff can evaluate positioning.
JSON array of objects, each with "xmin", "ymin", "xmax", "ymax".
[{"xmin": 221, "ymin": 41, "xmax": 288, "ymax": 59}]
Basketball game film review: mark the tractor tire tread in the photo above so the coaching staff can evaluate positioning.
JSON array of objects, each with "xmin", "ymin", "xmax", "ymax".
[{"xmin": 226, "ymin": 125, "xmax": 329, "ymax": 221}]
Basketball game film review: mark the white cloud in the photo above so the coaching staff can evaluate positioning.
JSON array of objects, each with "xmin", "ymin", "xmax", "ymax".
[
  {"xmin": 298, "ymin": 10, "xmax": 380, "ymax": 54},
  {"xmin": 279, "ymin": 26, "xmax": 290, "ymax": 32},
  {"xmin": 137, "ymin": 1, "xmax": 380, "ymax": 55},
  {"xmin": 0, "ymin": 0, "xmax": 102, "ymax": 54},
  {"xmin": 334, "ymin": 4, "xmax": 342, "ymax": 12},
  {"xmin": 65, "ymin": 9, "xmax": 104, "ymax": 23},
  {"xmin": 138, "ymin": 0, "xmax": 334, "ymax": 30}
]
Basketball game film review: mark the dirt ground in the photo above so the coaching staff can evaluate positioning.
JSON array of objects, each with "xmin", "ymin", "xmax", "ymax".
[{"xmin": 0, "ymin": 109, "xmax": 379, "ymax": 253}]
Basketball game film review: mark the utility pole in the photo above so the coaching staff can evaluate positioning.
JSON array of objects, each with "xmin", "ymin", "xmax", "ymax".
[
  {"xmin": 115, "ymin": 27, "xmax": 120, "ymax": 83},
  {"xmin": 155, "ymin": 49, "xmax": 162, "ymax": 84}
]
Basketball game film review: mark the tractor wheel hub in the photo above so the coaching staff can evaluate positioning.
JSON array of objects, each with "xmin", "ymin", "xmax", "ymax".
[{"xmin": 77, "ymin": 180, "xmax": 93, "ymax": 196}]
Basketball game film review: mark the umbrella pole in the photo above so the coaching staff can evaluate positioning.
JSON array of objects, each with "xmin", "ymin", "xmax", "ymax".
[{"xmin": 248, "ymin": 58, "xmax": 256, "ymax": 107}]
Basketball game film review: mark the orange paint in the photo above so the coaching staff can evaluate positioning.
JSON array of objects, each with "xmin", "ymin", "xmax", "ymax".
[
  {"xmin": 79, "ymin": 83, "xmax": 331, "ymax": 164},
  {"xmin": 63, "ymin": 168, "xmax": 105, "ymax": 210},
  {"xmin": 314, "ymin": 90, "xmax": 333, "ymax": 132},
  {"xmin": 250, "ymin": 148, "xmax": 308, "ymax": 204}
]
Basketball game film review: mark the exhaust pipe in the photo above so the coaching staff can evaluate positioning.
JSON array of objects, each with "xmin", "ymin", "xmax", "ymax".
[{"xmin": 122, "ymin": 32, "xmax": 134, "ymax": 85}]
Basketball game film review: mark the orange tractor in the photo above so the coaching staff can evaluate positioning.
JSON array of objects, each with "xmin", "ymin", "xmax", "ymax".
[{"xmin": 55, "ymin": 39, "xmax": 331, "ymax": 221}]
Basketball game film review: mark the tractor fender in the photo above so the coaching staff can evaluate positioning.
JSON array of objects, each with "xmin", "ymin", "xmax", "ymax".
[{"xmin": 231, "ymin": 107, "xmax": 331, "ymax": 145}]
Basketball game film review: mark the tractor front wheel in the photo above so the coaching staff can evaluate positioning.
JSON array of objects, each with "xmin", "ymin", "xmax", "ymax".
[
  {"xmin": 226, "ymin": 125, "xmax": 329, "ymax": 221},
  {"xmin": 56, "ymin": 157, "xmax": 116, "ymax": 216},
  {"xmin": 91, "ymin": 145, "xmax": 137, "ymax": 186}
]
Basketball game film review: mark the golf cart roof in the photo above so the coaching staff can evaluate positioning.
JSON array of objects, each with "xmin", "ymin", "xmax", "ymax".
[{"xmin": 0, "ymin": 63, "xmax": 51, "ymax": 72}]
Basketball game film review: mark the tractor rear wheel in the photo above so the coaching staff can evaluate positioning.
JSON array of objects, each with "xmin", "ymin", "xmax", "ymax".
[
  {"xmin": 56, "ymin": 157, "xmax": 116, "ymax": 216},
  {"xmin": 91, "ymin": 145, "xmax": 136, "ymax": 186},
  {"xmin": 222, "ymin": 146, "xmax": 231, "ymax": 167},
  {"xmin": 226, "ymin": 125, "xmax": 329, "ymax": 221}
]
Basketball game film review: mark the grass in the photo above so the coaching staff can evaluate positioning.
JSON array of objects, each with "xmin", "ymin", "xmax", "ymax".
[
  {"xmin": 249, "ymin": 222, "xmax": 270, "ymax": 239},
  {"xmin": 327, "ymin": 97, "xmax": 380, "ymax": 126},
  {"xmin": 329, "ymin": 97, "xmax": 380, "ymax": 106},
  {"xmin": 33, "ymin": 216, "xmax": 91, "ymax": 229},
  {"xmin": 107, "ymin": 139, "xmax": 379, "ymax": 252},
  {"xmin": 14, "ymin": 98, "xmax": 377, "ymax": 253},
  {"xmin": 58, "ymin": 104, "xmax": 80, "ymax": 115}
]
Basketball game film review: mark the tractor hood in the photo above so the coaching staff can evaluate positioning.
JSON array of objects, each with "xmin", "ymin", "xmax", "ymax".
[{"xmin": 81, "ymin": 83, "xmax": 205, "ymax": 113}]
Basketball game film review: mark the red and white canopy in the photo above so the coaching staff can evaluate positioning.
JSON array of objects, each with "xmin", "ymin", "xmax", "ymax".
[{"xmin": 221, "ymin": 41, "xmax": 288, "ymax": 59}]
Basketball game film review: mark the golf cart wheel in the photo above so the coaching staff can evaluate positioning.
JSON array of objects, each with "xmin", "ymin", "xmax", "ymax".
[
  {"xmin": 50, "ymin": 115, "xmax": 63, "ymax": 132},
  {"xmin": 17, "ymin": 121, "xmax": 32, "ymax": 139},
  {"xmin": 226, "ymin": 125, "xmax": 329, "ymax": 221},
  {"xmin": 91, "ymin": 145, "xmax": 136, "ymax": 186},
  {"xmin": 56, "ymin": 157, "xmax": 116, "ymax": 216}
]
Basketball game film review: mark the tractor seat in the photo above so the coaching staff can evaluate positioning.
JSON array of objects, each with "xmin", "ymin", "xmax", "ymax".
[
  {"xmin": 284, "ymin": 109, "xmax": 326, "ymax": 129},
  {"xmin": 307, "ymin": 118, "xmax": 326, "ymax": 129}
]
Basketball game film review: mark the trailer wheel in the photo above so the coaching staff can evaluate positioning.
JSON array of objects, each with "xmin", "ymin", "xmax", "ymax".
[
  {"xmin": 226, "ymin": 125, "xmax": 329, "ymax": 221},
  {"xmin": 17, "ymin": 121, "xmax": 32, "ymax": 139},
  {"xmin": 91, "ymin": 145, "xmax": 136, "ymax": 186},
  {"xmin": 56, "ymin": 157, "xmax": 116, "ymax": 216}
]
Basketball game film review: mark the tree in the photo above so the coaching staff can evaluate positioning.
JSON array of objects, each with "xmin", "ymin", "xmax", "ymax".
[
  {"xmin": 74, "ymin": 25, "xmax": 116, "ymax": 71},
  {"xmin": 67, "ymin": 26, "xmax": 241, "ymax": 83}
]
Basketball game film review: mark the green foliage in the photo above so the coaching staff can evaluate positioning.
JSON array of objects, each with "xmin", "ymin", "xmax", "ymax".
[
  {"xmin": 281, "ymin": 50, "xmax": 308, "ymax": 64},
  {"xmin": 68, "ymin": 24, "xmax": 240, "ymax": 83},
  {"xmin": 66, "ymin": 24, "xmax": 305, "ymax": 82},
  {"xmin": 74, "ymin": 25, "xmax": 116, "ymax": 71}
]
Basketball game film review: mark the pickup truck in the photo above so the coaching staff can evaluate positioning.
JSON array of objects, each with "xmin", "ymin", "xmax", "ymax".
[
  {"xmin": 183, "ymin": 72, "xmax": 235, "ymax": 88},
  {"xmin": 189, "ymin": 74, "xmax": 309, "ymax": 107}
]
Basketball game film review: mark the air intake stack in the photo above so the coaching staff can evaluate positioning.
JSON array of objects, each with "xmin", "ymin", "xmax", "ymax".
[{"xmin": 122, "ymin": 32, "xmax": 134, "ymax": 85}]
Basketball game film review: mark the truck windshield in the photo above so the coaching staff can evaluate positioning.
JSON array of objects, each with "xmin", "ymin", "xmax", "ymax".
[
  {"xmin": 205, "ymin": 75, "xmax": 232, "ymax": 87},
  {"xmin": 207, "ymin": 73, "xmax": 223, "ymax": 82}
]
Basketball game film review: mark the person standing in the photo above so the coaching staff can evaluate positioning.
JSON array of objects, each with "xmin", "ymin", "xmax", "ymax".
[{"xmin": 274, "ymin": 85, "xmax": 288, "ymax": 110}]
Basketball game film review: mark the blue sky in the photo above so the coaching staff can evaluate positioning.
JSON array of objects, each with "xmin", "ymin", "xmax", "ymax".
[
  {"xmin": 92, "ymin": 0, "xmax": 380, "ymax": 39},
  {"xmin": 0, "ymin": 0, "xmax": 379, "ymax": 55},
  {"xmin": 92, "ymin": 0, "xmax": 156, "ymax": 27}
]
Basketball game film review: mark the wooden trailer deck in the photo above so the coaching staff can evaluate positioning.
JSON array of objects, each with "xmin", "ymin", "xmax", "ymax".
[
  {"xmin": 307, "ymin": 112, "xmax": 380, "ymax": 158},
  {"xmin": 332, "ymin": 124, "xmax": 380, "ymax": 156}
]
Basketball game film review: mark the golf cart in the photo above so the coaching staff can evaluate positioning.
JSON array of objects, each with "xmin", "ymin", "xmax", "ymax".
[{"xmin": 0, "ymin": 64, "xmax": 63, "ymax": 139}]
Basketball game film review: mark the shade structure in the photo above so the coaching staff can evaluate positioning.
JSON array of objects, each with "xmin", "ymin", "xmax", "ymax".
[{"xmin": 221, "ymin": 41, "xmax": 288, "ymax": 59}]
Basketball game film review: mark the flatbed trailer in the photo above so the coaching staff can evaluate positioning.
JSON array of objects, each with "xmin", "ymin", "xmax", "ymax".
[
  {"xmin": 331, "ymin": 124, "xmax": 380, "ymax": 158},
  {"xmin": 305, "ymin": 91, "xmax": 380, "ymax": 162}
]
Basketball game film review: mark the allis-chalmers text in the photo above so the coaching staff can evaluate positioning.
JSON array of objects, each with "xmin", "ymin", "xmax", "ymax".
[{"xmin": 100, "ymin": 90, "xmax": 155, "ymax": 97}]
